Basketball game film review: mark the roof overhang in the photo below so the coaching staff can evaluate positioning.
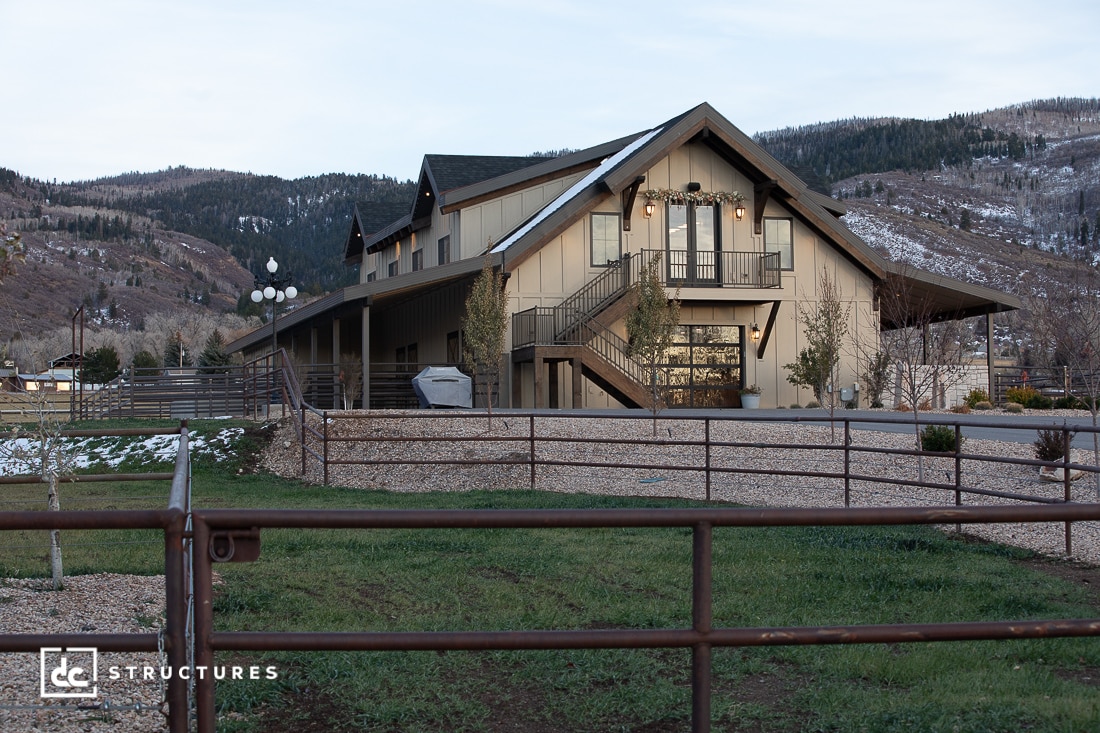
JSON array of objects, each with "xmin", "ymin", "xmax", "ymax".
[
  {"xmin": 880, "ymin": 265, "xmax": 1022, "ymax": 330},
  {"xmin": 227, "ymin": 254, "xmax": 504, "ymax": 354}
]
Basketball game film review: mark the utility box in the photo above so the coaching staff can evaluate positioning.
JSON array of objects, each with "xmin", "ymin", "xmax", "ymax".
[{"xmin": 839, "ymin": 387, "xmax": 854, "ymax": 403}]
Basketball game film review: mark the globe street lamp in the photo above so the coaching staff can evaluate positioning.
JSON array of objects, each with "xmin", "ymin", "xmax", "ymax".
[{"xmin": 250, "ymin": 257, "xmax": 297, "ymax": 355}]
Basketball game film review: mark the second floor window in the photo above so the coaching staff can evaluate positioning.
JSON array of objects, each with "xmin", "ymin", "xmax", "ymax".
[
  {"xmin": 412, "ymin": 249, "xmax": 424, "ymax": 272},
  {"xmin": 764, "ymin": 218, "xmax": 793, "ymax": 270},
  {"xmin": 388, "ymin": 261, "xmax": 398, "ymax": 278},
  {"xmin": 591, "ymin": 213, "xmax": 621, "ymax": 266},
  {"xmin": 438, "ymin": 235, "xmax": 451, "ymax": 266}
]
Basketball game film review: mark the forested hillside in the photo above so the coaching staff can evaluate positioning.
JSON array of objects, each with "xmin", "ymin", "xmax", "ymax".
[
  {"xmin": 756, "ymin": 97, "xmax": 1100, "ymax": 302},
  {"xmin": 50, "ymin": 169, "xmax": 418, "ymax": 294}
]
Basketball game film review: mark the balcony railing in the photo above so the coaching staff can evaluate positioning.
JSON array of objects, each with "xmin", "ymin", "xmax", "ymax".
[{"xmin": 642, "ymin": 249, "xmax": 781, "ymax": 288}]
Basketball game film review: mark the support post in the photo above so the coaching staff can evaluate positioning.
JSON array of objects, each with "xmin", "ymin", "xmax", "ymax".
[{"xmin": 691, "ymin": 522, "xmax": 713, "ymax": 732}]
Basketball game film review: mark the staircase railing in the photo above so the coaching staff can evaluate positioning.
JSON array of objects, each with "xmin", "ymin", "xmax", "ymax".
[{"xmin": 553, "ymin": 254, "xmax": 639, "ymax": 339}]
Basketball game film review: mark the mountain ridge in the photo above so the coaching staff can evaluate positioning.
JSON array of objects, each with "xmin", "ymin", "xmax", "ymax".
[{"xmin": 2, "ymin": 97, "xmax": 1098, "ymax": 362}]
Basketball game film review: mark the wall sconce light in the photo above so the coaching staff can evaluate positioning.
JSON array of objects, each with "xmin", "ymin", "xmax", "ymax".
[
  {"xmin": 643, "ymin": 200, "xmax": 655, "ymax": 218},
  {"xmin": 750, "ymin": 323, "xmax": 761, "ymax": 341},
  {"xmin": 687, "ymin": 182, "xmax": 702, "ymax": 192},
  {"xmin": 735, "ymin": 201, "xmax": 746, "ymax": 222}
]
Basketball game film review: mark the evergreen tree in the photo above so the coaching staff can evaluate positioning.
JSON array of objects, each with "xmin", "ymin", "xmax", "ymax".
[
  {"xmin": 198, "ymin": 330, "xmax": 233, "ymax": 374},
  {"xmin": 163, "ymin": 335, "xmax": 192, "ymax": 369},
  {"xmin": 131, "ymin": 350, "xmax": 159, "ymax": 377},
  {"xmin": 80, "ymin": 346, "xmax": 121, "ymax": 384}
]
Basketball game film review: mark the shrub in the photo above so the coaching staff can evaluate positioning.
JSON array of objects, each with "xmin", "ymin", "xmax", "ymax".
[
  {"xmin": 805, "ymin": 400, "xmax": 820, "ymax": 409},
  {"xmin": 1005, "ymin": 384, "xmax": 1054, "ymax": 409},
  {"xmin": 1034, "ymin": 428, "xmax": 1071, "ymax": 462},
  {"xmin": 1030, "ymin": 394, "xmax": 1053, "ymax": 409},
  {"xmin": 895, "ymin": 402, "xmax": 912, "ymax": 412},
  {"xmin": 950, "ymin": 404, "xmax": 971, "ymax": 414},
  {"xmin": 1054, "ymin": 395, "xmax": 1085, "ymax": 410},
  {"xmin": 918, "ymin": 398, "xmax": 934, "ymax": 411},
  {"xmin": 1005, "ymin": 402, "xmax": 1024, "ymax": 414},
  {"xmin": 964, "ymin": 388, "xmax": 990, "ymax": 408},
  {"xmin": 789, "ymin": 403, "xmax": 802, "ymax": 409},
  {"xmin": 1006, "ymin": 384, "xmax": 1041, "ymax": 407},
  {"xmin": 920, "ymin": 424, "xmax": 961, "ymax": 452},
  {"xmin": 973, "ymin": 401, "xmax": 994, "ymax": 411}
]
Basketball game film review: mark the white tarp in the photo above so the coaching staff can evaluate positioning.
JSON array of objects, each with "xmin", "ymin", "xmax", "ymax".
[{"xmin": 411, "ymin": 366, "xmax": 472, "ymax": 409}]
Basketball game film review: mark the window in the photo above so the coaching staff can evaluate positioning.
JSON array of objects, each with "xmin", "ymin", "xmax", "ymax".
[
  {"xmin": 412, "ymin": 249, "xmax": 424, "ymax": 272},
  {"xmin": 388, "ymin": 261, "xmax": 398, "ymax": 278},
  {"xmin": 590, "ymin": 213, "xmax": 621, "ymax": 266},
  {"xmin": 764, "ymin": 218, "xmax": 793, "ymax": 270},
  {"xmin": 366, "ymin": 271, "xmax": 376, "ymax": 283},
  {"xmin": 438, "ymin": 235, "xmax": 451, "ymax": 266},
  {"xmin": 666, "ymin": 203, "xmax": 719, "ymax": 284}
]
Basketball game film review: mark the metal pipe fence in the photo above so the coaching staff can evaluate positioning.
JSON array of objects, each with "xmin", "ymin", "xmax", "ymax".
[
  {"xmin": 190, "ymin": 502, "xmax": 1100, "ymax": 733},
  {"xmin": 4, "ymin": 412, "xmax": 1100, "ymax": 730},
  {"xmin": 307, "ymin": 411, "xmax": 1099, "ymax": 554},
  {"xmin": 0, "ymin": 423, "xmax": 193, "ymax": 733}
]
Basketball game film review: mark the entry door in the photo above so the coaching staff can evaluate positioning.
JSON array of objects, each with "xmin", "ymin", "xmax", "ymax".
[{"xmin": 667, "ymin": 204, "xmax": 718, "ymax": 285}]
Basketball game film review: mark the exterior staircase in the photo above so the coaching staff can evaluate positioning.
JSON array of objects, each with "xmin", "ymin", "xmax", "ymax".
[{"xmin": 512, "ymin": 254, "xmax": 653, "ymax": 408}]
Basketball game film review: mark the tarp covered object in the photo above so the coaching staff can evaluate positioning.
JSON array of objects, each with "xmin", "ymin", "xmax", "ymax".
[{"xmin": 411, "ymin": 366, "xmax": 472, "ymax": 409}]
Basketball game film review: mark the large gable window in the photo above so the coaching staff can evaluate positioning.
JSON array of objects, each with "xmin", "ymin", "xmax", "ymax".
[
  {"xmin": 591, "ymin": 213, "xmax": 621, "ymax": 266},
  {"xmin": 764, "ymin": 218, "xmax": 793, "ymax": 271}
]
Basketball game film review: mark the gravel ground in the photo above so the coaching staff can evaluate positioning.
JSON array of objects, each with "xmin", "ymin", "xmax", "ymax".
[
  {"xmin": 4, "ymin": 409, "xmax": 1097, "ymax": 732},
  {"xmin": 263, "ymin": 409, "xmax": 1100, "ymax": 564},
  {"xmin": 0, "ymin": 575, "xmax": 165, "ymax": 733}
]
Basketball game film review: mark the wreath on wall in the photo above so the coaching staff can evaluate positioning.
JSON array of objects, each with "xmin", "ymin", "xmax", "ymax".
[{"xmin": 642, "ymin": 189, "xmax": 745, "ymax": 206}]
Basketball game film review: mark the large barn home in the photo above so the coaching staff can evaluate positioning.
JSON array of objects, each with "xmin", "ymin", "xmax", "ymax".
[{"xmin": 229, "ymin": 103, "xmax": 1019, "ymax": 410}]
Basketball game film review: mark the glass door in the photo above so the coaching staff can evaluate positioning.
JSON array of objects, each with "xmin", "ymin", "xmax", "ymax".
[{"xmin": 666, "ymin": 203, "xmax": 719, "ymax": 285}]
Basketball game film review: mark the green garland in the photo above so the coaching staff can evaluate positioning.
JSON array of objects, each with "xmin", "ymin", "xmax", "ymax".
[{"xmin": 642, "ymin": 188, "xmax": 745, "ymax": 206}]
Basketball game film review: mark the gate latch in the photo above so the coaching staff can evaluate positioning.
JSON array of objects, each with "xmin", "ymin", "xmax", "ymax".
[{"xmin": 209, "ymin": 528, "xmax": 261, "ymax": 563}]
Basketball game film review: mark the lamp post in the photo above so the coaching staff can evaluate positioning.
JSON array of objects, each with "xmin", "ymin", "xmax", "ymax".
[{"xmin": 250, "ymin": 257, "xmax": 297, "ymax": 355}]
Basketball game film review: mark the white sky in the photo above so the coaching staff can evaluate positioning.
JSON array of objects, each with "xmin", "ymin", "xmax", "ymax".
[{"xmin": 3, "ymin": 0, "xmax": 1096, "ymax": 184}]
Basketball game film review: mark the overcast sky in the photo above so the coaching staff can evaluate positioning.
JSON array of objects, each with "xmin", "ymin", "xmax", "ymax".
[{"xmin": 3, "ymin": 0, "xmax": 1096, "ymax": 184}]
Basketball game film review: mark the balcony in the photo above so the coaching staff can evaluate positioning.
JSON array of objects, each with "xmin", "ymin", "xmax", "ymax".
[{"xmin": 642, "ymin": 249, "xmax": 781, "ymax": 289}]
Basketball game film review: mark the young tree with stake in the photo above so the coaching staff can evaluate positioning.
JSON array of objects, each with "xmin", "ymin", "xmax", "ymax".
[
  {"xmin": 626, "ymin": 252, "xmax": 681, "ymax": 436},
  {"xmin": 463, "ymin": 255, "xmax": 509, "ymax": 430}
]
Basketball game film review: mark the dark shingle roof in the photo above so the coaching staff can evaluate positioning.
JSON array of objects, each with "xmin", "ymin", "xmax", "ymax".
[
  {"xmin": 423, "ymin": 155, "xmax": 549, "ymax": 194},
  {"xmin": 354, "ymin": 200, "xmax": 413, "ymax": 236}
]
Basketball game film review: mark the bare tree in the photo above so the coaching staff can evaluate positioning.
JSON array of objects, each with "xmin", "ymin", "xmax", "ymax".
[
  {"xmin": 338, "ymin": 351, "xmax": 363, "ymax": 410},
  {"xmin": 878, "ymin": 269, "xmax": 971, "ymax": 481},
  {"xmin": 626, "ymin": 252, "xmax": 681, "ymax": 436},
  {"xmin": 784, "ymin": 267, "xmax": 850, "ymax": 441},
  {"xmin": 463, "ymin": 255, "xmax": 509, "ymax": 430},
  {"xmin": 0, "ymin": 382, "xmax": 75, "ymax": 589},
  {"xmin": 1027, "ymin": 264, "xmax": 1100, "ymax": 495}
]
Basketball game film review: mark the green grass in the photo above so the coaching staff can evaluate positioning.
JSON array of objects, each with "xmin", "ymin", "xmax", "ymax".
[{"xmin": 2, "ymin": 423, "xmax": 1100, "ymax": 731}]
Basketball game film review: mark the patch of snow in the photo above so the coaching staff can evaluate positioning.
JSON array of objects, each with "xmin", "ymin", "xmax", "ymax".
[{"xmin": 0, "ymin": 428, "xmax": 245, "ymax": 475}]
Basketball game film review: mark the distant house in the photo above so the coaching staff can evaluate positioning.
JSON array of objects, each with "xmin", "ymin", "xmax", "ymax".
[{"xmin": 228, "ymin": 103, "xmax": 1020, "ymax": 409}]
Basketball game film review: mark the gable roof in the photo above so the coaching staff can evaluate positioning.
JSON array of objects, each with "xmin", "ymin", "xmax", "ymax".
[
  {"xmin": 340, "ymin": 102, "xmax": 1018, "ymax": 323},
  {"xmin": 490, "ymin": 102, "xmax": 890, "ymax": 278}
]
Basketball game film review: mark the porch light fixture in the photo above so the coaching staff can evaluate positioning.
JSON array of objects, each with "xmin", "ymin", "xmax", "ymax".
[
  {"xmin": 735, "ymin": 200, "xmax": 746, "ymax": 222},
  {"xmin": 643, "ymin": 200, "xmax": 655, "ymax": 218},
  {"xmin": 750, "ymin": 323, "xmax": 761, "ymax": 341}
]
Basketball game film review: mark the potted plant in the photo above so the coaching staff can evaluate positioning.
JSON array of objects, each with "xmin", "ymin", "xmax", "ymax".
[{"xmin": 741, "ymin": 384, "xmax": 762, "ymax": 409}]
